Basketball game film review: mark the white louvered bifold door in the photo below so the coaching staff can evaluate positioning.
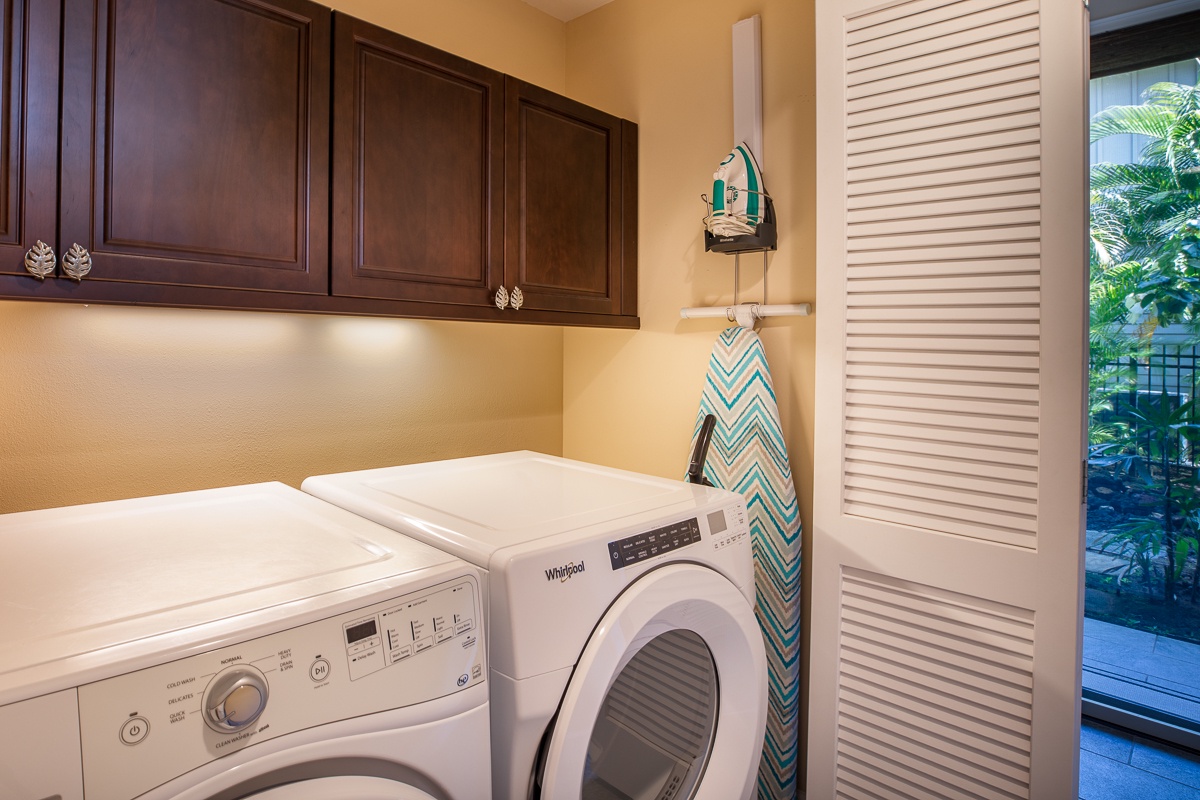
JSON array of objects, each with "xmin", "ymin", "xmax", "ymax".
[{"xmin": 811, "ymin": 0, "xmax": 1088, "ymax": 798}]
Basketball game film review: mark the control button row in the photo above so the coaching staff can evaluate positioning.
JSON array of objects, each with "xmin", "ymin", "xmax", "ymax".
[
  {"xmin": 608, "ymin": 518, "xmax": 703, "ymax": 570},
  {"xmin": 385, "ymin": 618, "xmax": 474, "ymax": 664},
  {"xmin": 714, "ymin": 530, "xmax": 749, "ymax": 549},
  {"xmin": 348, "ymin": 636, "xmax": 381, "ymax": 656}
]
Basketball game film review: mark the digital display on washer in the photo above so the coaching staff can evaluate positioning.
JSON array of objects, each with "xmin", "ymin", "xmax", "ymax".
[
  {"xmin": 345, "ymin": 619, "xmax": 378, "ymax": 645},
  {"xmin": 608, "ymin": 518, "xmax": 701, "ymax": 570}
]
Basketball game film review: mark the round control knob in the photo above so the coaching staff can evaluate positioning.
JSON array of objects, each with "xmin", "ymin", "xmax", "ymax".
[{"xmin": 202, "ymin": 666, "xmax": 269, "ymax": 734}]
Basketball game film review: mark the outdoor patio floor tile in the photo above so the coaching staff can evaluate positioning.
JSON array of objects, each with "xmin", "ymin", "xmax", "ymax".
[
  {"xmin": 1128, "ymin": 654, "xmax": 1200, "ymax": 691},
  {"xmin": 1080, "ymin": 747, "xmax": 1200, "ymax": 800},
  {"xmin": 1085, "ymin": 636, "xmax": 1164, "ymax": 667},
  {"xmin": 1080, "ymin": 720, "xmax": 1200, "ymax": 800},
  {"xmin": 1156, "ymin": 636, "xmax": 1200, "ymax": 667},
  {"xmin": 1081, "ymin": 722, "xmax": 1135, "ymax": 762},
  {"xmin": 1085, "ymin": 617, "xmax": 1158, "ymax": 650},
  {"xmin": 1132, "ymin": 742, "xmax": 1200, "ymax": 790},
  {"xmin": 1084, "ymin": 618, "xmax": 1200, "ymax": 725}
]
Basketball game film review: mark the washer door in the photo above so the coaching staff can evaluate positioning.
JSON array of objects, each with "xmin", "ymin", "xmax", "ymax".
[
  {"xmin": 537, "ymin": 564, "xmax": 767, "ymax": 800},
  {"xmin": 245, "ymin": 776, "xmax": 436, "ymax": 800}
]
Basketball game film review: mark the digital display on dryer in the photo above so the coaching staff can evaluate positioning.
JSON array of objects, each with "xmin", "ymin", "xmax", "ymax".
[{"xmin": 608, "ymin": 518, "xmax": 701, "ymax": 570}]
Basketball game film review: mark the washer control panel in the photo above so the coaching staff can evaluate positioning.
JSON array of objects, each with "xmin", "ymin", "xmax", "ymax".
[{"xmin": 76, "ymin": 575, "xmax": 483, "ymax": 800}]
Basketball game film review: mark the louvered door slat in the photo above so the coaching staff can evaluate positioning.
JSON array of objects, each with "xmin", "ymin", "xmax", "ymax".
[
  {"xmin": 840, "ymin": 714, "xmax": 1031, "ymax": 794},
  {"xmin": 846, "ymin": 0, "xmax": 1002, "ymax": 35},
  {"xmin": 848, "ymin": 15, "xmax": 1040, "ymax": 78},
  {"xmin": 849, "ymin": 364, "xmax": 1036, "ymax": 386},
  {"xmin": 839, "ymin": 658, "xmax": 1033, "ymax": 731},
  {"xmin": 849, "ymin": 125, "xmax": 1042, "ymax": 169},
  {"xmin": 848, "ymin": 190, "xmax": 1041, "ymax": 222},
  {"xmin": 847, "ymin": 271, "xmax": 1040, "ymax": 292},
  {"xmin": 845, "ymin": 319, "xmax": 1039, "ymax": 337},
  {"xmin": 846, "ymin": 0, "xmax": 1037, "ymax": 59},
  {"xmin": 835, "ymin": 729, "xmax": 1022, "ymax": 800},
  {"xmin": 849, "ymin": 162, "xmax": 1040, "ymax": 200},
  {"xmin": 849, "ymin": 142, "xmax": 1041, "ymax": 183},
  {"xmin": 847, "ymin": 303, "xmax": 1039, "ymax": 321},
  {"xmin": 847, "ymin": 240, "xmax": 1040, "ymax": 264},
  {"xmin": 850, "ymin": 27, "xmax": 1039, "ymax": 86},
  {"xmin": 838, "ymin": 733, "xmax": 1014, "ymax": 800},
  {"xmin": 849, "ymin": 78, "xmax": 1039, "ymax": 129},
  {"xmin": 847, "ymin": 376, "xmax": 1038, "ymax": 403},
  {"xmin": 849, "ymin": 95, "xmax": 1040, "ymax": 144},
  {"xmin": 845, "ymin": 435, "xmax": 1038, "ymax": 470},
  {"xmin": 839, "ymin": 711, "xmax": 1029, "ymax": 789},
  {"xmin": 846, "ymin": 474, "xmax": 1035, "ymax": 517},
  {"xmin": 848, "ymin": 206, "xmax": 1041, "ymax": 235},
  {"xmin": 844, "ymin": 403, "xmax": 1040, "ymax": 434},
  {"xmin": 847, "ymin": 349, "xmax": 1040, "ymax": 369},
  {"xmin": 850, "ymin": 43, "xmax": 1038, "ymax": 103},
  {"xmin": 849, "ymin": 296, "xmax": 1041, "ymax": 315},
  {"xmin": 849, "ymin": 61, "xmax": 1039, "ymax": 114},
  {"xmin": 843, "ymin": 445, "xmax": 1037, "ymax": 482},
  {"xmin": 840, "ymin": 633, "xmax": 1036, "ymax": 695},
  {"xmin": 841, "ymin": 694, "xmax": 1032, "ymax": 757}
]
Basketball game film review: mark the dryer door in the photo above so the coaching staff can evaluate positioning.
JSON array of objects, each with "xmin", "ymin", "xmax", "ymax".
[
  {"xmin": 246, "ymin": 776, "xmax": 436, "ymax": 800},
  {"xmin": 536, "ymin": 564, "xmax": 767, "ymax": 800}
]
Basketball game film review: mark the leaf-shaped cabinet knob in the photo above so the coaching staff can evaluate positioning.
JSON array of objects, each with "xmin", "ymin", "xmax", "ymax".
[
  {"xmin": 495, "ymin": 285, "xmax": 509, "ymax": 310},
  {"xmin": 23, "ymin": 240, "xmax": 55, "ymax": 280},
  {"xmin": 61, "ymin": 243, "xmax": 92, "ymax": 282},
  {"xmin": 509, "ymin": 286, "xmax": 524, "ymax": 311}
]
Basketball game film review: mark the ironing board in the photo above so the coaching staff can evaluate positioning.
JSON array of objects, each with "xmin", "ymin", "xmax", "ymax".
[{"xmin": 690, "ymin": 326, "xmax": 801, "ymax": 800}]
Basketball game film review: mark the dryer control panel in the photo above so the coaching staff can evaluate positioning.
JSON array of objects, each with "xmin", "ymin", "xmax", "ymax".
[
  {"xmin": 76, "ymin": 575, "xmax": 484, "ymax": 800},
  {"xmin": 606, "ymin": 501, "xmax": 749, "ymax": 570}
]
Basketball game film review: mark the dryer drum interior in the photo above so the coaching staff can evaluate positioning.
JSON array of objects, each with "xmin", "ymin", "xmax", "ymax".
[{"xmin": 582, "ymin": 629, "xmax": 719, "ymax": 800}]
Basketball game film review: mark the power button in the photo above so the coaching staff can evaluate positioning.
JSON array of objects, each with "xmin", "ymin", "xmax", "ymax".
[{"xmin": 120, "ymin": 716, "xmax": 149, "ymax": 746}]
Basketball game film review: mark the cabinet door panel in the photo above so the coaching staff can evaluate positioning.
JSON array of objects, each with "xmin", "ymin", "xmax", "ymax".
[
  {"xmin": 331, "ymin": 13, "xmax": 503, "ymax": 306},
  {"xmin": 505, "ymin": 78, "xmax": 625, "ymax": 316},
  {"xmin": 0, "ymin": 0, "xmax": 59, "ymax": 279},
  {"xmin": 59, "ymin": 0, "xmax": 330, "ymax": 293}
]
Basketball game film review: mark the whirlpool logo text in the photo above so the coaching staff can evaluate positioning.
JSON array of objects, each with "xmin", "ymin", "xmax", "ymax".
[{"xmin": 545, "ymin": 560, "xmax": 586, "ymax": 583}]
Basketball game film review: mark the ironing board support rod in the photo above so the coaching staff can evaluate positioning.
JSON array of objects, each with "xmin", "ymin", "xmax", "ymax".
[{"xmin": 679, "ymin": 303, "xmax": 811, "ymax": 320}]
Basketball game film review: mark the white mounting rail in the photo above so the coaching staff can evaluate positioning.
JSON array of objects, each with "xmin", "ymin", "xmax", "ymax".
[{"xmin": 680, "ymin": 302, "xmax": 811, "ymax": 330}]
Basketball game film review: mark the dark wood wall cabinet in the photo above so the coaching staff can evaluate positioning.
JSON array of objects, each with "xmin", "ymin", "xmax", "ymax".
[{"xmin": 0, "ymin": 2, "xmax": 638, "ymax": 329}]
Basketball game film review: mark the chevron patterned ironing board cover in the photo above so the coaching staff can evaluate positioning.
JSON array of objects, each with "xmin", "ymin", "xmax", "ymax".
[{"xmin": 690, "ymin": 326, "xmax": 801, "ymax": 800}]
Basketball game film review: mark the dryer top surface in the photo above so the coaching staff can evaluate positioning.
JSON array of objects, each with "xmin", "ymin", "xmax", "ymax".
[{"xmin": 303, "ymin": 452, "xmax": 739, "ymax": 566}]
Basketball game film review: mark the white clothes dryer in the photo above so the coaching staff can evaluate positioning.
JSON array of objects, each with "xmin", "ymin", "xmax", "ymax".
[
  {"xmin": 0, "ymin": 483, "xmax": 491, "ymax": 800},
  {"xmin": 303, "ymin": 452, "xmax": 768, "ymax": 800}
]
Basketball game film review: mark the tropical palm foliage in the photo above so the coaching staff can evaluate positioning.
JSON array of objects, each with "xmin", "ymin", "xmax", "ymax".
[
  {"xmin": 1090, "ymin": 77, "xmax": 1200, "ymax": 328},
  {"xmin": 1090, "ymin": 72, "xmax": 1200, "ymax": 603}
]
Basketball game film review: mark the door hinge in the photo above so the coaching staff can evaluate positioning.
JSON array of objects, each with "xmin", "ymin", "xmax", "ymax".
[{"xmin": 1082, "ymin": 460, "xmax": 1089, "ymax": 505}]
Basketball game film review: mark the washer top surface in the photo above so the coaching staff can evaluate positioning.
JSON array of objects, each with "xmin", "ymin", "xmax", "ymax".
[
  {"xmin": 0, "ymin": 482, "xmax": 458, "ymax": 684},
  {"xmin": 303, "ymin": 451, "xmax": 730, "ymax": 567}
]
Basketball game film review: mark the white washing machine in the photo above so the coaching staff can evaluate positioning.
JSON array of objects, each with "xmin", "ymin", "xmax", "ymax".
[
  {"xmin": 0, "ymin": 482, "xmax": 491, "ymax": 800},
  {"xmin": 303, "ymin": 452, "xmax": 768, "ymax": 800}
]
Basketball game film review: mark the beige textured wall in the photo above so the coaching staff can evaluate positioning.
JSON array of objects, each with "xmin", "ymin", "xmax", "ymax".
[
  {"xmin": 327, "ymin": 0, "xmax": 567, "ymax": 91},
  {"xmin": 0, "ymin": 0, "xmax": 568, "ymax": 514},
  {"xmin": 561, "ymin": 0, "xmax": 816, "ymax": 775}
]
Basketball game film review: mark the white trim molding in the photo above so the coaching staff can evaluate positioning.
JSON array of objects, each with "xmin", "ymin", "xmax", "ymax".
[{"xmin": 1091, "ymin": 0, "xmax": 1200, "ymax": 35}]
